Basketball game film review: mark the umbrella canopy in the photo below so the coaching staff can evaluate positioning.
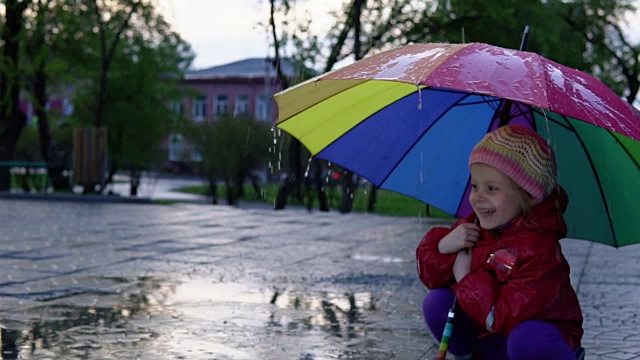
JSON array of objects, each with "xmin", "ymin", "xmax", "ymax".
[{"xmin": 274, "ymin": 42, "xmax": 640, "ymax": 248}]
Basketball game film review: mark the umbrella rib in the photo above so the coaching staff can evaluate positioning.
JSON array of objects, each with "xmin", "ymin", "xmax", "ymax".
[
  {"xmin": 601, "ymin": 128, "xmax": 640, "ymax": 247},
  {"xmin": 454, "ymin": 100, "xmax": 506, "ymax": 217},
  {"xmin": 274, "ymin": 79, "xmax": 378, "ymax": 125},
  {"xmin": 605, "ymin": 129, "xmax": 640, "ymax": 173},
  {"xmin": 377, "ymin": 92, "xmax": 477, "ymax": 191},
  {"xmin": 558, "ymin": 114, "xmax": 619, "ymax": 247}
]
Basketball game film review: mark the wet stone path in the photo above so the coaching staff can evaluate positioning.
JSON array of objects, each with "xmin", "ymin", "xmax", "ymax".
[{"xmin": 0, "ymin": 199, "xmax": 639, "ymax": 359}]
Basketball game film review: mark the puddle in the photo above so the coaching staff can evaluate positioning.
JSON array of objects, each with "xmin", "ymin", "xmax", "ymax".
[
  {"xmin": 351, "ymin": 253, "xmax": 406, "ymax": 263},
  {"xmin": 0, "ymin": 276, "xmax": 430, "ymax": 359},
  {"xmin": 170, "ymin": 279, "xmax": 377, "ymax": 339}
]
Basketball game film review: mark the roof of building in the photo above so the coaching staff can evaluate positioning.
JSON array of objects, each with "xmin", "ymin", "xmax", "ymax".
[{"xmin": 185, "ymin": 58, "xmax": 297, "ymax": 80}]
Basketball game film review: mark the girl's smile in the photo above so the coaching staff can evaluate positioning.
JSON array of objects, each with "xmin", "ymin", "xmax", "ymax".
[{"xmin": 469, "ymin": 163, "xmax": 531, "ymax": 230}]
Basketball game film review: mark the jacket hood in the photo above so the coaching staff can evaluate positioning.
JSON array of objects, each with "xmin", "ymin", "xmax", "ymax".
[{"xmin": 521, "ymin": 186, "xmax": 569, "ymax": 238}]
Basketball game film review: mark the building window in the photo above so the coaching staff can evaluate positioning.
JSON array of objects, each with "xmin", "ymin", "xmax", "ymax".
[
  {"xmin": 234, "ymin": 94, "xmax": 249, "ymax": 115},
  {"xmin": 168, "ymin": 134, "xmax": 184, "ymax": 161},
  {"xmin": 190, "ymin": 147, "xmax": 202, "ymax": 162},
  {"xmin": 216, "ymin": 95, "xmax": 228, "ymax": 115},
  {"xmin": 256, "ymin": 95, "xmax": 269, "ymax": 121},
  {"xmin": 63, "ymin": 98, "xmax": 74, "ymax": 116},
  {"xmin": 172, "ymin": 101, "xmax": 183, "ymax": 115},
  {"xmin": 192, "ymin": 96, "xmax": 206, "ymax": 121}
]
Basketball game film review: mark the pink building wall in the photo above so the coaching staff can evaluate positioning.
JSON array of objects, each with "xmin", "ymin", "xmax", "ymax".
[
  {"xmin": 183, "ymin": 77, "xmax": 283, "ymax": 123},
  {"xmin": 164, "ymin": 58, "xmax": 292, "ymax": 173}
]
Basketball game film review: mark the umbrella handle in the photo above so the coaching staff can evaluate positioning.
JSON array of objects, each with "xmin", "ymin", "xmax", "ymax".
[{"xmin": 435, "ymin": 297, "xmax": 457, "ymax": 360}]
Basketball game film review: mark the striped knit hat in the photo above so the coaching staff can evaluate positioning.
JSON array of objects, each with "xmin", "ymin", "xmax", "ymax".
[{"xmin": 469, "ymin": 125, "xmax": 557, "ymax": 203}]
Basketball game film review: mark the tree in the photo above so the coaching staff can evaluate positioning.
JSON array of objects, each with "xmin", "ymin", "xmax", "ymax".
[
  {"xmin": 268, "ymin": 0, "xmax": 305, "ymax": 210},
  {"xmin": 189, "ymin": 113, "xmax": 273, "ymax": 206},
  {"xmin": 338, "ymin": 0, "xmax": 365, "ymax": 214},
  {"xmin": 23, "ymin": 0, "xmax": 76, "ymax": 191},
  {"xmin": 0, "ymin": 0, "xmax": 30, "ymax": 190},
  {"xmin": 561, "ymin": 0, "xmax": 639, "ymax": 104},
  {"xmin": 88, "ymin": 0, "xmax": 143, "ymax": 129},
  {"xmin": 268, "ymin": 0, "xmax": 639, "ymax": 216},
  {"xmin": 63, "ymin": 0, "xmax": 193, "ymax": 194}
]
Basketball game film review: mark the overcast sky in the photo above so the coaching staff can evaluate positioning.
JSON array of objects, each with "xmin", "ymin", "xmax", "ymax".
[
  {"xmin": 158, "ymin": 0, "xmax": 640, "ymax": 70},
  {"xmin": 157, "ymin": 0, "xmax": 340, "ymax": 69}
]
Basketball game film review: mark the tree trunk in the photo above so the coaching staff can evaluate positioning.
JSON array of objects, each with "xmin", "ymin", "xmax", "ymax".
[
  {"xmin": 0, "ymin": 0, "xmax": 29, "ymax": 191},
  {"xmin": 33, "ymin": 64, "xmax": 70, "ymax": 192},
  {"xmin": 235, "ymin": 175, "xmax": 245, "ymax": 198},
  {"xmin": 129, "ymin": 169, "xmax": 141, "ymax": 196},
  {"xmin": 207, "ymin": 177, "xmax": 218, "ymax": 205},
  {"xmin": 249, "ymin": 173, "xmax": 262, "ymax": 199},
  {"xmin": 366, "ymin": 185, "xmax": 377, "ymax": 212},
  {"xmin": 269, "ymin": 0, "xmax": 306, "ymax": 211},
  {"xmin": 339, "ymin": 172, "xmax": 357, "ymax": 214},
  {"xmin": 274, "ymin": 138, "xmax": 303, "ymax": 209},
  {"xmin": 92, "ymin": 0, "xmax": 142, "ymax": 128},
  {"xmin": 338, "ymin": 0, "xmax": 366, "ymax": 214},
  {"xmin": 225, "ymin": 178, "xmax": 237, "ymax": 206},
  {"xmin": 97, "ymin": 161, "xmax": 117, "ymax": 195},
  {"xmin": 313, "ymin": 159, "xmax": 329, "ymax": 211}
]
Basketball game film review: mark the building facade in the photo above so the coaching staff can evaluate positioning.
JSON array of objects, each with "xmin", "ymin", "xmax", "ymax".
[{"xmin": 166, "ymin": 58, "xmax": 295, "ymax": 171}]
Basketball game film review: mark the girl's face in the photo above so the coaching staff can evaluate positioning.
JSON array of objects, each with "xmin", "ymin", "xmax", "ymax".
[{"xmin": 469, "ymin": 163, "xmax": 531, "ymax": 230}]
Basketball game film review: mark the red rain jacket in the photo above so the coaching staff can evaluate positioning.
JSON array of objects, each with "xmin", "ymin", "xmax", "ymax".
[{"xmin": 416, "ymin": 188, "xmax": 583, "ymax": 349}]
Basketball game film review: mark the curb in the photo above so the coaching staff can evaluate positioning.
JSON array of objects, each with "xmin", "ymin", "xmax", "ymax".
[{"xmin": 0, "ymin": 192, "xmax": 153, "ymax": 204}]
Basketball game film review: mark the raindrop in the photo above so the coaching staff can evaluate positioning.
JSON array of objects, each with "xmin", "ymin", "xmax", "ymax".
[
  {"xmin": 277, "ymin": 151, "xmax": 282, "ymax": 170},
  {"xmin": 419, "ymin": 152, "xmax": 424, "ymax": 184},
  {"xmin": 304, "ymin": 157, "xmax": 313, "ymax": 178},
  {"xmin": 417, "ymin": 86, "xmax": 423, "ymax": 110}
]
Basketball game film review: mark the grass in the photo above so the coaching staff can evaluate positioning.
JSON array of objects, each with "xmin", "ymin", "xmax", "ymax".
[
  {"xmin": 175, "ymin": 183, "xmax": 452, "ymax": 219},
  {"xmin": 152, "ymin": 199, "xmax": 181, "ymax": 205},
  {"xmin": 10, "ymin": 173, "xmax": 50, "ymax": 192}
]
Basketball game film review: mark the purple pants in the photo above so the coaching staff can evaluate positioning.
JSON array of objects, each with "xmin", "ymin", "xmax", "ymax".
[{"xmin": 422, "ymin": 288, "xmax": 577, "ymax": 359}]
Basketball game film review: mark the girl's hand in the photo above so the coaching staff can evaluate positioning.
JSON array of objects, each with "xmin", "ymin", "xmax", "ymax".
[
  {"xmin": 437, "ymin": 223, "xmax": 480, "ymax": 254},
  {"xmin": 453, "ymin": 249, "xmax": 472, "ymax": 282}
]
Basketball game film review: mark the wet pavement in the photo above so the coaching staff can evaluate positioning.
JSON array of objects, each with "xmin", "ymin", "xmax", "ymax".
[
  {"xmin": 107, "ymin": 173, "xmax": 208, "ymax": 203},
  {"xmin": 1, "ymin": 198, "xmax": 639, "ymax": 359}
]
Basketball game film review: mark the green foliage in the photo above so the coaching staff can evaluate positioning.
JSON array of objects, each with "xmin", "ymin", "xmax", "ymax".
[
  {"xmin": 175, "ymin": 182, "xmax": 451, "ymax": 218},
  {"xmin": 66, "ymin": 1, "xmax": 194, "ymax": 171},
  {"xmin": 42, "ymin": 0, "xmax": 194, "ymax": 176},
  {"xmin": 188, "ymin": 113, "xmax": 274, "ymax": 185},
  {"xmin": 284, "ymin": 0, "xmax": 637, "ymax": 100},
  {"xmin": 14, "ymin": 125, "xmax": 41, "ymax": 161},
  {"xmin": 14, "ymin": 123, "xmax": 74, "ymax": 162}
]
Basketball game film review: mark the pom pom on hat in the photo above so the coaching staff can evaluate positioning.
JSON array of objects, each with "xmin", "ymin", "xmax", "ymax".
[{"xmin": 469, "ymin": 125, "xmax": 557, "ymax": 203}]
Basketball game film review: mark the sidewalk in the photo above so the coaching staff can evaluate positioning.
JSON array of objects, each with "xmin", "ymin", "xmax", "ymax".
[
  {"xmin": 108, "ymin": 173, "xmax": 209, "ymax": 203},
  {"xmin": 0, "ymin": 190, "xmax": 638, "ymax": 359}
]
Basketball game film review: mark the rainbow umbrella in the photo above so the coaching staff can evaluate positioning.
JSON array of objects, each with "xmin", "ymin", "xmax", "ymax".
[
  {"xmin": 274, "ymin": 42, "xmax": 640, "ymax": 248},
  {"xmin": 435, "ymin": 297, "xmax": 457, "ymax": 360}
]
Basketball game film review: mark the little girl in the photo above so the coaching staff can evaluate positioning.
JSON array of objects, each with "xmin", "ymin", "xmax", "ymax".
[{"xmin": 416, "ymin": 125, "xmax": 583, "ymax": 359}]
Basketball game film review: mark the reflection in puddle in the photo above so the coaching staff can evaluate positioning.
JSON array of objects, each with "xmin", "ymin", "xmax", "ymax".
[
  {"xmin": 0, "ymin": 277, "xmax": 420, "ymax": 359},
  {"xmin": 173, "ymin": 280, "xmax": 376, "ymax": 340},
  {"xmin": 0, "ymin": 276, "xmax": 166, "ymax": 359},
  {"xmin": 351, "ymin": 253, "xmax": 406, "ymax": 263}
]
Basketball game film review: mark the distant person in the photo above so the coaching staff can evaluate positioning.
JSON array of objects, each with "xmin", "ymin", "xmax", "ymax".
[{"xmin": 416, "ymin": 125, "xmax": 583, "ymax": 359}]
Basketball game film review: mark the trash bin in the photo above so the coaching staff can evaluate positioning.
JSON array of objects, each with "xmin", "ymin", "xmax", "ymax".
[{"xmin": 73, "ymin": 127, "xmax": 107, "ymax": 188}]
